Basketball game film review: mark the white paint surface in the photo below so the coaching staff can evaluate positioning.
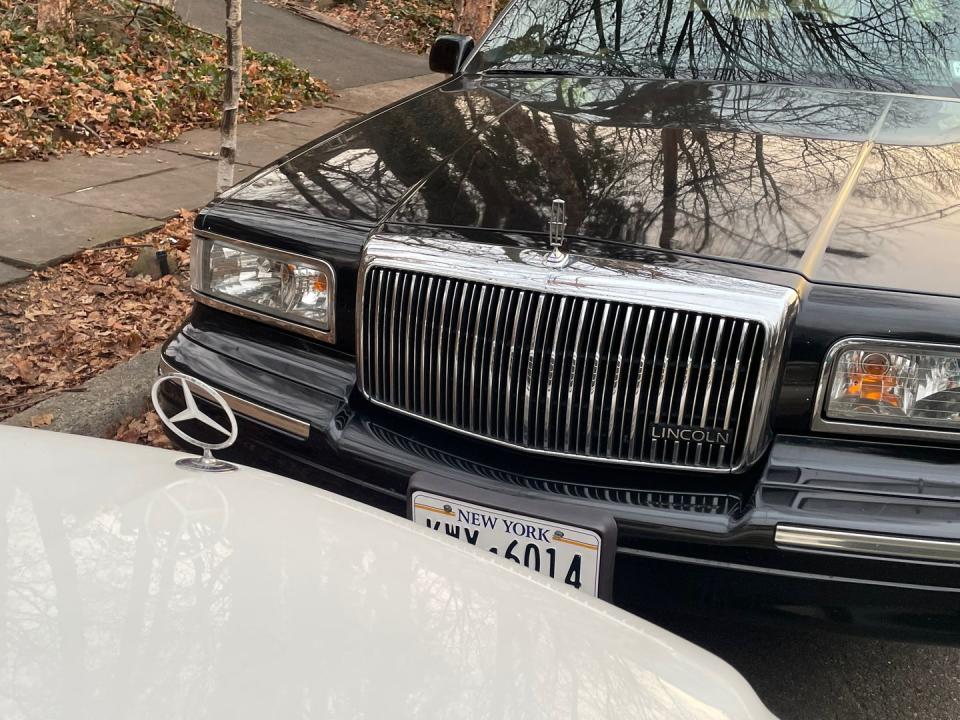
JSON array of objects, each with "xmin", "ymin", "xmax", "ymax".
[{"xmin": 0, "ymin": 427, "xmax": 775, "ymax": 720}]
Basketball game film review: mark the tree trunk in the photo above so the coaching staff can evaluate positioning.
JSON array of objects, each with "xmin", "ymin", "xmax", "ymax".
[
  {"xmin": 36, "ymin": 0, "xmax": 71, "ymax": 33},
  {"xmin": 658, "ymin": 128, "xmax": 678, "ymax": 249},
  {"xmin": 216, "ymin": 0, "xmax": 243, "ymax": 196},
  {"xmin": 455, "ymin": 0, "xmax": 497, "ymax": 40}
]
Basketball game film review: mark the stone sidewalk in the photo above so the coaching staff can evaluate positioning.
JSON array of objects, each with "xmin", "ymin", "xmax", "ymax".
[{"xmin": 0, "ymin": 74, "xmax": 436, "ymax": 285}]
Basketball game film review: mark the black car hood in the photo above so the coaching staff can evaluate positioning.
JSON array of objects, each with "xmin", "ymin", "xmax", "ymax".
[{"xmin": 223, "ymin": 75, "xmax": 960, "ymax": 296}]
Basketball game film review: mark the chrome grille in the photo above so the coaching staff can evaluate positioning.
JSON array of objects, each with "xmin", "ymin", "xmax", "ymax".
[{"xmin": 360, "ymin": 266, "xmax": 767, "ymax": 471}]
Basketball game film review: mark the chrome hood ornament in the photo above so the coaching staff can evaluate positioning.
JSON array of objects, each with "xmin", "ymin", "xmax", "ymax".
[
  {"xmin": 546, "ymin": 198, "xmax": 568, "ymax": 265},
  {"xmin": 152, "ymin": 373, "xmax": 238, "ymax": 472}
]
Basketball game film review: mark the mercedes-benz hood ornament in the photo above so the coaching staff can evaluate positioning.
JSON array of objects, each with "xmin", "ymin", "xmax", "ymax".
[{"xmin": 152, "ymin": 373, "xmax": 239, "ymax": 472}]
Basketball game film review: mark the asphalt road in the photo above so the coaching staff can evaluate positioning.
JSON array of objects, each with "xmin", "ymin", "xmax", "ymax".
[{"xmin": 662, "ymin": 618, "xmax": 960, "ymax": 720}]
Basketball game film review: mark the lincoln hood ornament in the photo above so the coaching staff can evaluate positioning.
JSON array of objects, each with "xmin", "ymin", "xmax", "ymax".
[
  {"xmin": 546, "ymin": 198, "xmax": 568, "ymax": 265},
  {"xmin": 152, "ymin": 373, "xmax": 238, "ymax": 472}
]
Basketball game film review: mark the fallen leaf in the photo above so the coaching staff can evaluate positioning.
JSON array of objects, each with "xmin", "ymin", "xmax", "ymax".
[
  {"xmin": 113, "ymin": 410, "xmax": 173, "ymax": 448},
  {"xmin": 30, "ymin": 413, "xmax": 54, "ymax": 428}
]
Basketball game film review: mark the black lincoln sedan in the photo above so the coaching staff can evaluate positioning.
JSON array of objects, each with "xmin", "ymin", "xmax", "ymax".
[{"xmin": 159, "ymin": 0, "xmax": 960, "ymax": 640}]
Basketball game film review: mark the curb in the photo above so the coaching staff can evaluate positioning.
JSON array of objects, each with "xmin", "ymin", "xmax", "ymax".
[
  {"xmin": 3, "ymin": 347, "xmax": 160, "ymax": 438},
  {"xmin": 279, "ymin": 1, "xmax": 354, "ymax": 33}
]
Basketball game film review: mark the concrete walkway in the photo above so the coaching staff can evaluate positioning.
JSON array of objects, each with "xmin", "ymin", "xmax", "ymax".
[
  {"xmin": 0, "ymin": 75, "xmax": 435, "ymax": 282},
  {"xmin": 0, "ymin": 0, "xmax": 436, "ymax": 284},
  {"xmin": 175, "ymin": 0, "xmax": 428, "ymax": 90}
]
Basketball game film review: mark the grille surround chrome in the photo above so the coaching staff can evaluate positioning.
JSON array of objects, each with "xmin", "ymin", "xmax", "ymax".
[{"xmin": 357, "ymin": 235, "xmax": 798, "ymax": 473}]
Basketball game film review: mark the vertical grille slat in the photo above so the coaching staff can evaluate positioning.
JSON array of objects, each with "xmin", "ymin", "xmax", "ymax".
[
  {"xmin": 386, "ymin": 272, "xmax": 399, "ymax": 405},
  {"xmin": 574, "ymin": 301, "xmax": 601, "ymax": 454},
  {"xmin": 627, "ymin": 307, "xmax": 658, "ymax": 459},
  {"xmin": 402, "ymin": 273, "xmax": 417, "ymax": 411},
  {"xmin": 361, "ymin": 268, "xmax": 766, "ymax": 471},
  {"xmin": 564, "ymin": 300, "xmax": 591, "ymax": 453},
  {"xmin": 522, "ymin": 294, "xmax": 547, "ymax": 446},
  {"xmin": 605, "ymin": 305, "xmax": 633, "ymax": 458},
  {"xmin": 417, "ymin": 277, "xmax": 434, "ymax": 415},
  {"xmin": 486, "ymin": 287, "xmax": 507, "ymax": 437},
  {"xmin": 685, "ymin": 316, "xmax": 712, "ymax": 467},
  {"xmin": 434, "ymin": 279, "xmax": 451, "ymax": 421},
  {"xmin": 505, "ymin": 291, "xmax": 530, "ymax": 444},
  {"xmin": 729, "ymin": 326, "xmax": 762, "ymax": 463},
  {"xmin": 542, "ymin": 296, "xmax": 568, "ymax": 451},
  {"xmin": 366, "ymin": 268, "xmax": 380, "ymax": 397},
  {"xmin": 639, "ymin": 309, "xmax": 668, "ymax": 462},
  {"xmin": 467, "ymin": 285, "xmax": 488, "ymax": 433},
  {"xmin": 530, "ymin": 294, "xmax": 558, "ymax": 447},
  {"xmin": 584, "ymin": 303, "xmax": 611, "ymax": 456},
  {"xmin": 450, "ymin": 281, "xmax": 470, "ymax": 426}
]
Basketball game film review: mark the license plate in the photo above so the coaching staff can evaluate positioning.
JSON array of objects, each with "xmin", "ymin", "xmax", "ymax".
[{"xmin": 411, "ymin": 490, "xmax": 604, "ymax": 596}]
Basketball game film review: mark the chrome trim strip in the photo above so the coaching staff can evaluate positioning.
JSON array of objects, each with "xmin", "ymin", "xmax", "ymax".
[
  {"xmin": 356, "ymin": 235, "xmax": 799, "ymax": 473},
  {"xmin": 158, "ymin": 359, "xmax": 310, "ymax": 439},
  {"xmin": 776, "ymin": 525, "xmax": 960, "ymax": 564},
  {"xmin": 812, "ymin": 337, "xmax": 960, "ymax": 444},
  {"xmin": 192, "ymin": 231, "xmax": 336, "ymax": 344}
]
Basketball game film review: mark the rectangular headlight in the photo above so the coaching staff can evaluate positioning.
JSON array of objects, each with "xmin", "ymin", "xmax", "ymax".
[
  {"xmin": 822, "ymin": 339, "xmax": 960, "ymax": 432},
  {"xmin": 192, "ymin": 234, "xmax": 335, "ymax": 341}
]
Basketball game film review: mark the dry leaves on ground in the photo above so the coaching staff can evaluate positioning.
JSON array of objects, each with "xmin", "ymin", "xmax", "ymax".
[
  {"xmin": 113, "ymin": 410, "xmax": 173, "ymax": 448},
  {"xmin": 316, "ymin": 0, "xmax": 507, "ymax": 54},
  {"xmin": 324, "ymin": 0, "xmax": 454, "ymax": 54},
  {"xmin": 0, "ymin": 210, "xmax": 195, "ymax": 421},
  {"xmin": 0, "ymin": 0, "xmax": 330, "ymax": 161}
]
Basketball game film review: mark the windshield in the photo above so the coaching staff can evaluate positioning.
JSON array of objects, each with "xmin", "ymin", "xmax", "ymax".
[{"xmin": 467, "ymin": 0, "xmax": 960, "ymax": 96}]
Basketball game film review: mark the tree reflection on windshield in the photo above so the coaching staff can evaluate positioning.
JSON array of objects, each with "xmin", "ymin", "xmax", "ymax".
[{"xmin": 469, "ymin": 0, "xmax": 960, "ymax": 96}]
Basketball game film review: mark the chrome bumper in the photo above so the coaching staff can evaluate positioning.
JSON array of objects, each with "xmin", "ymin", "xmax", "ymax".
[{"xmin": 776, "ymin": 525, "xmax": 960, "ymax": 564}]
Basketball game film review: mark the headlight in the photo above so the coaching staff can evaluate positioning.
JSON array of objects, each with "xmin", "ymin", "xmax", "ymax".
[
  {"xmin": 820, "ymin": 339, "xmax": 960, "ymax": 434},
  {"xmin": 192, "ymin": 233, "xmax": 335, "ymax": 341}
]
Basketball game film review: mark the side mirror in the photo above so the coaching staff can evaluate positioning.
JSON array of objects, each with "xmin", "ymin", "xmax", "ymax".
[{"xmin": 429, "ymin": 34, "xmax": 475, "ymax": 75}]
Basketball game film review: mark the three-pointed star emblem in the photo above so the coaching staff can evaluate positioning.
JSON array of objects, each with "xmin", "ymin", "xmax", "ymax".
[{"xmin": 168, "ymin": 376, "xmax": 232, "ymax": 438}]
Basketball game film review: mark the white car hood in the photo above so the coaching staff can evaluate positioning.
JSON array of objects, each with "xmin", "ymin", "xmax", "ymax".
[{"xmin": 0, "ymin": 427, "xmax": 774, "ymax": 720}]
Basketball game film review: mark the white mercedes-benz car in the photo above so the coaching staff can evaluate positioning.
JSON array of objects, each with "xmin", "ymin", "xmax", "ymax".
[{"xmin": 0, "ymin": 376, "xmax": 773, "ymax": 720}]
